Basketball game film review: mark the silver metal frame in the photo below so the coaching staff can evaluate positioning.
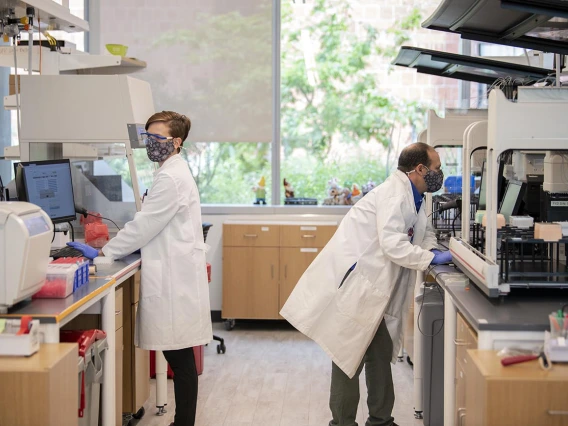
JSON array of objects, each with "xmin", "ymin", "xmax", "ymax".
[{"xmin": 271, "ymin": 0, "xmax": 281, "ymax": 206}]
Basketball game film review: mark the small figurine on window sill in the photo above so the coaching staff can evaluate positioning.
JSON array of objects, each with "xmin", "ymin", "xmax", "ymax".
[
  {"xmin": 283, "ymin": 178, "xmax": 295, "ymax": 199},
  {"xmin": 362, "ymin": 179, "xmax": 376, "ymax": 196},
  {"xmin": 253, "ymin": 176, "xmax": 267, "ymax": 205}
]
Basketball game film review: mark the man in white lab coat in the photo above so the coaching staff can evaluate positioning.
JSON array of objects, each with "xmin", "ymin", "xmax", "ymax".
[
  {"xmin": 280, "ymin": 142, "xmax": 452, "ymax": 426},
  {"xmin": 72, "ymin": 111, "xmax": 213, "ymax": 426}
]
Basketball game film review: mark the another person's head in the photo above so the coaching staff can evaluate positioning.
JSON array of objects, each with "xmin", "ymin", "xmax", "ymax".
[
  {"xmin": 144, "ymin": 111, "xmax": 191, "ymax": 164},
  {"xmin": 397, "ymin": 142, "xmax": 443, "ymax": 193}
]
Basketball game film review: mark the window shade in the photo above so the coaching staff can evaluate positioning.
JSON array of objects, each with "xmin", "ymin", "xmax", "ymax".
[{"xmin": 99, "ymin": 0, "xmax": 273, "ymax": 143}]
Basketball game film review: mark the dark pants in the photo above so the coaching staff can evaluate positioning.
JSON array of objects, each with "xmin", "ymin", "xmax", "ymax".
[
  {"xmin": 163, "ymin": 347, "xmax": 198, "ymax": 426},
  {"xmin": 329, "ymin": 320, "xmax": 395, "ymax": 426}
]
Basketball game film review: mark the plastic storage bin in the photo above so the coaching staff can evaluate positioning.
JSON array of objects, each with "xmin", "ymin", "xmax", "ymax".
[
  {"xmin": 417, "ymin": 286, "xmax": 445, "ymax": 426},
  {"xmin": 33, "ymin": 263, "xmax": 77, "ymax": 299},
  {"xmin": 60, "ymin": 329, "xmax": 108, "ymax": 426},
  {"xmin": 52, "ymin": 258, "xmax": 90, "ymax": 291}
]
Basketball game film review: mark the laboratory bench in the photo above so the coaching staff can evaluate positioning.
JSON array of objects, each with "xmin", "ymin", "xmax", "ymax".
[
  {"xmin": 421, "ymin": 264, "xmax": 568, "ymax": 426},
  {"xmin": 0, "ymin": 254, "xmax": 145, "ymax": 426}
]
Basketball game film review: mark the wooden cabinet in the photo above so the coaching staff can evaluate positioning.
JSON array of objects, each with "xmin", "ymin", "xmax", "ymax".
[
  {"xmin": 115, "ymin": 326, "xmax": 123, "ymax": 426},
  {"xmin": 223, "ymin": 223, "xmax": 337, "ymax": 321},
  {"xmin": 455, "ymin": 313, "xmax": 478, "ymax": 426},
  {"xmin": 123, "ymin": 272, "xmax": 150, "ymax": 415},
  {"xmin": 466, "ymin": 350, "xmax": 568, "ymax": 426},
  {"xmin": 279, "ymin": 247, "xmax": 320, "ymax": 311},
  {"xmin": 223, "ymin": 246, "xmax": 280, "ymax": 319},
  {"xmin": 0, "ymin": 344, "xmax": 78, "ymax": 426},
  {"xmin": 456, "ymin": 360, "xmax": 467, "ymax": 426}
]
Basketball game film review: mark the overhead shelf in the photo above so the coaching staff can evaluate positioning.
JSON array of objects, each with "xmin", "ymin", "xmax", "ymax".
[
  {"xmin": 7, "ymin": 0, "xmax": 89, "ymax": 33},
  {"xmin": 0, "ymin": 46, "xmax": 146, "ymax": 76},
  {"xmin": 501, "ymin": 0, "xmax": 568, "ymax": 20},
  {"xmin": 392, "ymin": 46, "xmax": 554, "ymax": 86},
  {"xmin": 423, "ymin": 0, "xmax": 568, "ymax": 55}
]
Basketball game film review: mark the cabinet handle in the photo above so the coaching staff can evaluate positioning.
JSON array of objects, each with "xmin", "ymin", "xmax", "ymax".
[
  {"xmin": 244, "ymin": 234, "xmax": 258, "ymax": 238},
  {"xmin": 454, "ymin": 339, "xmax": 469, "ymax": 346},
  {"xmin": 458, "ymin": 409, "xmax": 466, "ymax": 426},
  {"xmin": 302, "ymin": 234, "xmax": 316, "ymax": 238},
  {"xmin": 284, "ymin": 265, "xmax": 287, "ymax": 279},
  {"xmin": 548, "ymin": 411, "xmax": 568, "ymax": 416},
  {"xmin": 271, "ymin": 265, "xmax": 274, "ymax": 279},
  {"xmin": 115, "ymin": 310, "xmax": 121, "ymax": 316}
]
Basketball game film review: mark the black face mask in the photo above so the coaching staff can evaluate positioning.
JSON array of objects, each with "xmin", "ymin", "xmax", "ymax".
[{"xmin": 422, "ymin": 166, "xmax": 444, "ymax": 193}]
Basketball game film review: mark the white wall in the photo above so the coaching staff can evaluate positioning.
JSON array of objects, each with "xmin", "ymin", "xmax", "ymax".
[{"xmin": 203, "ymin": 213, "xmax": 346, "ymax": 311}]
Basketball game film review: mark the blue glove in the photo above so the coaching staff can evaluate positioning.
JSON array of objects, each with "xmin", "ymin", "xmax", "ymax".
[
  {"xmin": 67, "ymin": 242, "xmax": 99, "ymax": 259},
  {"xmin": 430, "ymin": 249, "xmax": 452, "ymax": 265}
]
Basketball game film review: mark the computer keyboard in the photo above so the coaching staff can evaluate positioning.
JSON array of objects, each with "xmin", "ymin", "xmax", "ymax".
[{"xmin": 50, "ymin": 246, "xmax": 84, "ymax": 259}]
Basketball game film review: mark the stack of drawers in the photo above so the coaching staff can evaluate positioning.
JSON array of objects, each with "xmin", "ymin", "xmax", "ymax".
[{"xmin": 222, "ymin": 223, "xmax": 336, "ymax": 320}]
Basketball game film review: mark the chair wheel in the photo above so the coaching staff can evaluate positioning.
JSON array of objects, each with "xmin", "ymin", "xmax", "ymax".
[
  {"xmin": 217, "ymin": 344, "xmax": 226, "ymax": 354},
  {"xmin": 407, "ymin": 356, "xmax": 413, "ymax": 367},
  {"xmin": 132, "ymin": 406, "xmax": 145, "ymax": 420}
]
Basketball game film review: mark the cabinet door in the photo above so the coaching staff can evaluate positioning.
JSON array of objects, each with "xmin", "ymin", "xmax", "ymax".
[
  {"xmin": 279, "ymin": 248, "xmax": 320, "ymax": 311},
  {"xmin": 456, "ymin": 361, "xmax": 467, "ymax": 426},
  {"xmin": 223, "ymin": 247, "xmax": 279, "ymax": 319},
  {"xmin": 115, "ymin": 327, "xmax": 124, "ymax": 426}
]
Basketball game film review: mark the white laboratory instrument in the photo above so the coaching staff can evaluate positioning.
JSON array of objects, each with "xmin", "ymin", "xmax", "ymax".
[{"xmin": 0, "ymin": 202, "xmax": 53, "ymax": 313}]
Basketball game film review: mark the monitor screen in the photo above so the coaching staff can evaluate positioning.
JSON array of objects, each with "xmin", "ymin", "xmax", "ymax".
[
  {"xmin": 15, "ymin": 160, "xmax": 76, "ymax": 224},
  {"xmin": 499, "ymin": 181, "xmax": 525, "ymax": 224}
]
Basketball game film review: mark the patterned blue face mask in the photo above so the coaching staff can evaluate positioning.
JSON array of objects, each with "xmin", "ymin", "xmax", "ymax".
[{"xmin": 141, "ymin": 133, "xmax": 177, "ymax": 162}]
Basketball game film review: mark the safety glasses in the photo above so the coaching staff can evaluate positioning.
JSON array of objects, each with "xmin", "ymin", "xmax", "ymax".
[{"xmin": 140, "ymin": 132, "xmax": 174, "ymax": 145}]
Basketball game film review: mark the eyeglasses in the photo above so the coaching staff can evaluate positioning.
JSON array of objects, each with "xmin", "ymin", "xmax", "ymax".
[{"xmin": 140, "ymin": 132, "xmax": 173, "ymax": 145}]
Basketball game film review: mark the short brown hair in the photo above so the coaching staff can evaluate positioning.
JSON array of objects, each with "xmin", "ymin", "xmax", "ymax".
[{"xmin": 145, "ymin": 111, "xmax": 191, "ymax": 143}]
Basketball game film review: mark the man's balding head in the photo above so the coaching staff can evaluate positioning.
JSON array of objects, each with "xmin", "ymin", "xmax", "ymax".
[{"xmin": 397, "ymin": 142, "xmax": 435, "ymax": 173}]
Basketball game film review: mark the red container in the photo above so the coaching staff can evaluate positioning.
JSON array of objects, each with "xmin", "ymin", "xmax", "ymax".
[
  {"xmin": 60, "ymin": 330, "xmax": 107, "ymax": 417},
  {"xmin": 149, "ymin": 346, "xmax": 203, "ymax": 378}
]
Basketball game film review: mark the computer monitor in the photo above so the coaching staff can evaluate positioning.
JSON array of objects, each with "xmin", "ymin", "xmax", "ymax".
[
  {"xmin": 499, "ymin": 180, "xmax": 526, "ymax": 224},
  {"xmin": 478, "ymin": 160, "xmax": 506, "ymax": 210},
  {"xmin": 14, "ymin": 160, "xmax": 77, "ymax": 224}
]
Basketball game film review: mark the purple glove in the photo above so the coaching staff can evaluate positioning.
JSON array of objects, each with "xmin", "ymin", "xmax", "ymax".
[
  {"xmin": 67, "ymin": 242, "xmax": 99, "ymax": 259},
  {"xmin": 430, "ymin": 249, "xmax": 452, "ymax": 265}
]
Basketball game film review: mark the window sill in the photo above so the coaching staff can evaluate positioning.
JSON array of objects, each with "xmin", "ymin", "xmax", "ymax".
[{"xmin": 201, "ymin": 204, "xmax": 351, "ymax": 216}]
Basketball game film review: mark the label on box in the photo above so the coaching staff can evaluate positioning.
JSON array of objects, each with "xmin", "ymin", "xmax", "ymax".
[
  {"xmin": 552, "ymin": 201, "xmax": 568, "ymax": 207},
  {"xmin": 301, "ymin": 226, "xmax": 317, "ymax": 231},
  {"xmin": 261, "ymin": 227, "xmax": 269, "ymax": 232},
  {"xmin": 301, "ymin": 248, "xmax": 318, "ymax": 253}
]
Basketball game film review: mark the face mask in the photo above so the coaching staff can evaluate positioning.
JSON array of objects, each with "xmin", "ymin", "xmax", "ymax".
[
  {"xmin": 146, "ymin": 138, "xmax": 176, "ymax": 163},
  {"xmin": 422, "ymin": 166, "xmax": 444, "ymax": 193}
]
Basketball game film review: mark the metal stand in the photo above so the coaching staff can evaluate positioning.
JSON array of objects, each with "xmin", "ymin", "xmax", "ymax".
[{"xmin": 155, "ymin": 351, "xmax": 168, "ymax": 416}]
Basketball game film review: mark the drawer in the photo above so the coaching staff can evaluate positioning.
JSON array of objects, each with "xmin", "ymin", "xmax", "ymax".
[
  {"xmin": 456, "ymin": 313, "xmax": 477, "ymax": 366},
  {"xmin": 223, "ymin": 224, "xmax": 280, "ymax": 247},
  {"xmin": 115, "ymin": 287, "xmax": 124, "ymax": 330},
  {"xmin": 280, "ymin": 225, "xmax": 337, "ymax": 248}
]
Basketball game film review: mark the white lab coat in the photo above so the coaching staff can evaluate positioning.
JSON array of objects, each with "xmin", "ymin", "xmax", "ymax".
[
  {"xmin": 280, "ymin": 170, "xmax": 436, "ymax": 378},
  {"xmin": 102, "ymin": 155, "xmax": 213, "ymax": 351}
]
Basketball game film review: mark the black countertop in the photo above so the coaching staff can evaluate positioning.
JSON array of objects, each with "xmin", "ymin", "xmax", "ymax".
[{"xmin": 430, "ymin": 265, "xmax": 568, "ymax": 332}]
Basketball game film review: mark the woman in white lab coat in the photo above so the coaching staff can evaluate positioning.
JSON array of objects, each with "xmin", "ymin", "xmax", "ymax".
[
  {"xmin": 281, "ymin": 143, "xmax": 450, "ymax": 426},
  {"xmin": 99, "ymin": 111, "xmax": 212, "ymax": 426}
]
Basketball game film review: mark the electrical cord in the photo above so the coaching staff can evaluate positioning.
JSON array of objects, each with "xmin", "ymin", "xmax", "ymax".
[
  {"xmin": 416, "ymin": 269, "xmax": 454, "ymax": 338},
  {"xmin": 87, "ymin": 213, "xmax": 121, "ymax": 231},
  {"xmin": 452, "ymin": 210, "xmax": 461, "ymax": 237},
  {"xmin": 67, "ymin": 221, "xmax": 75, "ymax": 242}
]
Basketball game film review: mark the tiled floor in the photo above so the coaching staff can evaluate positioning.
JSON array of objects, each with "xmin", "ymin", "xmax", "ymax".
[{"xmin": 135, "ymin": 322, "xmax": 423, "ymax": 426}]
